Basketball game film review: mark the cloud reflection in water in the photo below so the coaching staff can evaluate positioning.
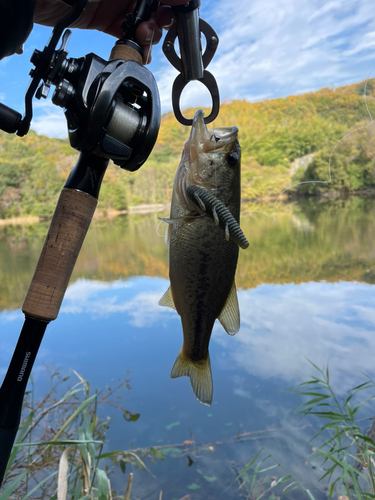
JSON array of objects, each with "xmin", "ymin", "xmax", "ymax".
[
  {"xmin": 62, "ymin": 277, "xmax": 177, "ymax": 328},
  {"xmin": 61, "ymin": 277, "xmax": 375, "ymax": 392},
  {"xmin": 1, "ymin": 275, "xmax": 374, "ymax": 493},
  {"xmin": 215, "ymin": 281, "xmax": 375, "ymax": 391}
]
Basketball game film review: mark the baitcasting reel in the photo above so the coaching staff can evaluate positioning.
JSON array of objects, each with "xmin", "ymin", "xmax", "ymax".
[
  {"xmin": 0, "ymin": 0, "xmax": 220, "ymax": 168},
  {"xmin": 0, "ymin": 0, "xmax": 160, "ymax": 172},
  {"xmin": 47, "ymin": 30, "xmax": 160, "ymax": 172}
]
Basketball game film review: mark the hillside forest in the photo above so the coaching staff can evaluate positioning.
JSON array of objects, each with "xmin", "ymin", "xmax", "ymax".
[{"xmin": 0, "ymin": 79, "xmax": 375, "ymax": 219}]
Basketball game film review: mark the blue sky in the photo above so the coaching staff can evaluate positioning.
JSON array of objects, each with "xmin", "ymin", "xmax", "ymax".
[{"xmin": 1, "ymin": 0, "xmax": 375, "ymax": 137}]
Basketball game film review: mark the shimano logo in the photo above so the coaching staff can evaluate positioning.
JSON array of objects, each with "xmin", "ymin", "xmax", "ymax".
[{"xmin": 17, "ymin": 352, "xmax": 31, "ymax": 382}]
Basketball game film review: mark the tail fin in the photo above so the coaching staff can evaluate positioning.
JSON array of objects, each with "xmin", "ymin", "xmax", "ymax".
[{"xmin": 171, "ymin": 350, "xmax": 213, "ymax": 406}]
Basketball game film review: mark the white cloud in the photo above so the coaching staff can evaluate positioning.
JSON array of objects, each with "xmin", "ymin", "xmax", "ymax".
[
  {"xmin": 155, "ymin": 0, "xmax": 375, "ymax": 115},
  {"xmin": 31, "ymin": 101, "xmax": 68, "ymax": 138},
  {"xmin": 1, "ymin": 1, "xmax": 375, "ymax": 137},
  {"xmin": 3, "ymin": 0, "xmax": 372, "ymax": 137},
  {"xmin": 0, "ymin": 310, "xmax": 23, "ymax": 322}
]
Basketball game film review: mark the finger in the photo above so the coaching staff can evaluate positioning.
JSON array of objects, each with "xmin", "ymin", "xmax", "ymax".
[
  {"xmin": 155, "ymin": 5, "xmax": 175, "ymax": 30},
  {"xmin": 136, "ymin": 19, "xmax": 163, "ymax": 46},
  {"xmin": 34, "ymin": 1, "xmax": 72, "ymax": 26},
  {"xmin": 88, "ymin": 0, "xmax": 136, "ymax": 39}
]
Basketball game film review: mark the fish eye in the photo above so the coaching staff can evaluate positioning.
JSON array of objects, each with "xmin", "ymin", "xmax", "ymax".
[{"xmin": 226, "ymin": 152, "xmax": 238, "ymax": 167}]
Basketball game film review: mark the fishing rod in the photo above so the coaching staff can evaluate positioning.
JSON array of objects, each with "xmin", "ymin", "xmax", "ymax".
[{"xmin": 0, "ymin": 0, "xmax": 220, "ymax": 486}]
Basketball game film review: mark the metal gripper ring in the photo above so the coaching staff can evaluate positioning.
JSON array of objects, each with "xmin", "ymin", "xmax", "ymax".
[{"xmin": 172, "ymin": 71, "xmax": 220, "ymax": 126}]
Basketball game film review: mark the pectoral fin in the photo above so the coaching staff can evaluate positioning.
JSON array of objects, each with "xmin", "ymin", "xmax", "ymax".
[
  {"xmin": 158, "ymin": 286, "xmax": 176, "ymax": 310},
  {"xmin": 186, "ymin": 185, "xmax": 249, "ymax": 249},
  {"xmin": 218, "ymin": 282, "xmax": 240, "ymax": 335},
  {"xmin": 158, "ymin": 217, "xmax": 179, "ymax": 224},
  {"xmin": 165, "ymin": 223, "xmax": 172, "ymax": 247}
]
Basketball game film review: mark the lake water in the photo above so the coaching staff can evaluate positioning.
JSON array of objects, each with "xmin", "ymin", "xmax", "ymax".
[{"xmin": 1, "ymin": 197, "xmax": 375, "ymax": 499}]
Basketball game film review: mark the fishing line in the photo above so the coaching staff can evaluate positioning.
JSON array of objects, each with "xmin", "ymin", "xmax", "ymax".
[
  {"xmin": 210, "ymin": 116, "xmax": 219, "ymax": 194},
  {"xmin": 145, "ymin": 1, "xmax": 160, "ymax": 65},
  {"xmin": 240, "ymin": 209, "xmax": 274, "ymax": 219},
  {"xmin": 156, "ymin": 219, "xmax": 166, "ymax": 237},
  {"xmin": 131, "ymin": 3, "xmax": 159, "ymax": 112},
  {"xmin": 272, "ymin": 77, "xmax": 374, "ymax": 214},
  {"xmin": 156, "ymin": 215, "xmax": 207, "ymax": 243},
  {"xmin": 156, "ymin": 213, "xmax": 206, "ymax": 239}
]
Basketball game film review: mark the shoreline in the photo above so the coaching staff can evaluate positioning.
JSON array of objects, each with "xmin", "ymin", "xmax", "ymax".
[
  {"xmin": 1, "ymin": 188, "xmax": 375, "ymax": 227},
  {"xmin": 0, "ymin": 203, "xmax": 171, "ymax": 226}
]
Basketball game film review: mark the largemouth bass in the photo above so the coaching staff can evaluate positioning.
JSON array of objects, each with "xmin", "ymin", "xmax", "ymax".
[{"xmin": 159, "ymin": 110, "xmax": 247, "ymax": 406}]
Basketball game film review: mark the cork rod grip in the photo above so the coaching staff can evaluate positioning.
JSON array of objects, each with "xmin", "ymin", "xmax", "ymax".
[
  {"xmin": 22, "ymin": 188, "xmax": 97, "ymax": 322},
  {"xmin": 109, "ymin": 44, "xmax": 143, "ymax": 64}
]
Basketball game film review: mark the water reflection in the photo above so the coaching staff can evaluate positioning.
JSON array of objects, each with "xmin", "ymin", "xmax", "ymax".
[
  {"xmin": 1, "ymin": 197, "xmax": 375, "ymax": 313},
  {"xmin": 62, "ymin": 277, "xmax": 173, "ymax": 328},
  {"xmin": 1, "ymin": 198, "xmax": 375, "ymax": 498},
  {"xmin": 59, "ymin": 277, "xmax": 375, "ymax": 390},
  {"xmin": 219, "ymin": 281, "xmax": 375, "ymax": 389}
]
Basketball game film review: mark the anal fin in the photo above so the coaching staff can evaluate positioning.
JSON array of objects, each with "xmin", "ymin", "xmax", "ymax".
[
  {"xmin": 218, "ymin": 282, "xmax": 240, "ymax": 335},
  {"xmin": 158, "ymin": 286, "xmax": 176, "ymax": 310}
]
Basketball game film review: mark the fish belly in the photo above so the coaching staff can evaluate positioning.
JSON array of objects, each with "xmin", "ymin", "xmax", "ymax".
[{"xmin": 169, "ymin": 214, "xmax": 239, "ymax": 362}]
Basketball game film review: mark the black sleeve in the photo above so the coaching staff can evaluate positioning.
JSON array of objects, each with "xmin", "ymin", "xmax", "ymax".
[{"xmin": 0, "ymin": 0, "xmax": 36, "ymax": 60}]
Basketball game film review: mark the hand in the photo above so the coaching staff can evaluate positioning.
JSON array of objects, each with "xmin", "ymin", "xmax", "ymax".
[{"xmin": 34, "ymin": 0, "xmax": 189, "ymax": 63}]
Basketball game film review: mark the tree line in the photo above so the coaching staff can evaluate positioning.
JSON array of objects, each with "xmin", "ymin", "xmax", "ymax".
[{"xmin": 0, "ymin": 79, "xmax": 374, "ymax": 218}]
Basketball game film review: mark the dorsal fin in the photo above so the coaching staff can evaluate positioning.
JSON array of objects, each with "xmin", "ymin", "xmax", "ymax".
[
  {"xmin": 218, "ymin": 282, "xmax": 240, "ymax": 335},
  {"xmin": 158, "ymin": 286, "xmax": 176, "ymax": 310}
]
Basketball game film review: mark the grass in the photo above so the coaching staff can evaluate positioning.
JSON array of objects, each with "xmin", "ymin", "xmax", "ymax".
[
  {"xmin": 4, "ymin": 362, "xmax": 375, "ymax": 500},
  {"xmin": 294, "ymin": 362, "xmax": 375, "ymax": 499},
  {"xmin": 0, "ymin": 366, "xmax": 141, "ymax": 500},
  {"xmin": 233, "ymin": 362, "xmax": 375, "ymax": 500}
]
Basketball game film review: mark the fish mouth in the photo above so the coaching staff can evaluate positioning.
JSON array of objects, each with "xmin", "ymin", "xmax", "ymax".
[
  {"xmin": 175, "ymin": 110, "xmax": 239, "ymax": 211},
  {"xmin": 208, "ymin": 126, "xmax": 239, "ymax": 144},
  {"xmin": 190, "ymin": 110, "xmax": 238, "ymax": 156}
]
